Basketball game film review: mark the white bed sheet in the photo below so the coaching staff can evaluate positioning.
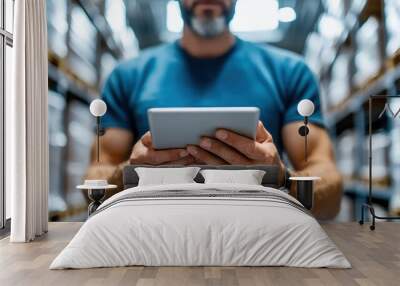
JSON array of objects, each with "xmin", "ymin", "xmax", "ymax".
[{"xmin": 50, "ymin": 183, "xmax": 350, "ymax": 269}]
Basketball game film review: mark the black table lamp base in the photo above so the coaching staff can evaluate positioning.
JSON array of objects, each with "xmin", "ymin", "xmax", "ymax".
[
  {"xmin": 296, "ymin": 180, "xmax": 314, "ymax": 210},
  {"xmin": 87, "ymin": 189, "xmax": 106, "ymax": 216},
  {"xmin": 290, "ymin": 177, "xmax": 320, "ymax": 211}
]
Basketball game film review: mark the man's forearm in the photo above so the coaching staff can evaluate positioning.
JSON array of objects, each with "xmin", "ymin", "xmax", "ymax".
[{"xmin": 289, "ymin": 161, "xmax": 343, "ymax": 220}]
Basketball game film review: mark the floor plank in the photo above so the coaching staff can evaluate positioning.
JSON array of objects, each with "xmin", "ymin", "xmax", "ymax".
[{"xmin": 0, "ymin": 222, "xmax": 399, "ymax": 286}]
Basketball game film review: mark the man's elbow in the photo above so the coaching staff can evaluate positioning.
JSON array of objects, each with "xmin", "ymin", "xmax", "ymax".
[{"xmin": 313, "ymin": 171, "xmax": 344, "ymax": 220}]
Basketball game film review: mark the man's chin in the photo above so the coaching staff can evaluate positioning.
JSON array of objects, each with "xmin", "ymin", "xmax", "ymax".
[{"xmin": 190, "ymin": 16, "xmax": 227, "ymax": 38}]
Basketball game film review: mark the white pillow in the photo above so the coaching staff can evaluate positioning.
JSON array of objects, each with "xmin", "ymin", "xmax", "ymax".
[
  {"xmin": 135, "ymin": 167, "xmax": 201, "ymax": 186},
  {"xmin": 200, "ymin": 169, "xmax": 266, "ymax": 185}
]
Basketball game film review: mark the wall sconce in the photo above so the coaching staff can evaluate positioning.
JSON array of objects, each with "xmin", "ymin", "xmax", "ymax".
[
  {"xmin": 77, "ymin": 99, "xmax": 116, "ymax": 216},
  {"xmin": 290, "ymin": 99, "xmax": 320, "ymax": 210}
]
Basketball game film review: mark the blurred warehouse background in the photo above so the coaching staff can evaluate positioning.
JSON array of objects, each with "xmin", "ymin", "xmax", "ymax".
[{"xmin": 46, "ymin": 0, "xmax": 400, "ymax": 221}]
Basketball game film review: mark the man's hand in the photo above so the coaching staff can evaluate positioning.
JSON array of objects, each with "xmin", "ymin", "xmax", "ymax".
[
  {"xmin": 186, "ymin": 121, "xmax": 285, "ymax": 171},
  {"xmin": 130, "ymin": 132, "xmax": 196, "ymax": 165}
]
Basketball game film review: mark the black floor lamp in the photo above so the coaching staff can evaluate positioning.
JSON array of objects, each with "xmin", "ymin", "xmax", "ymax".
[{"xmin": 359, "ymin": 95, "xmax": 400, "ymax": 230}]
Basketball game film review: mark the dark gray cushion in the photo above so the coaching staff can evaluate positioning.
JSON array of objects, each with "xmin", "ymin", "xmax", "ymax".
[{"xmin": 123, "ymin": 165, "xmax": 281, "ymax": 189}]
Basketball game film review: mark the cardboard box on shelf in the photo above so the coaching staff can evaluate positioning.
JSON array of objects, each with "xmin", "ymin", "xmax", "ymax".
[
  {"xmin": 353, "ymin": 17, "xmax": 383, "ymax": 88},
  {"xmin": 385, "ymin": 0, "xmax": 400, "ymax": 57},
  {"xmin": 47, "ymin": 0, "xmax": 68, "ymax": 59}
]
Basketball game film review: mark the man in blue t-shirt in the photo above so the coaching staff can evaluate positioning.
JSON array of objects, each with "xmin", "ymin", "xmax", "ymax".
[{"xmin": 86, "ymin": 0, "xmax": 342, "ymax": 219}]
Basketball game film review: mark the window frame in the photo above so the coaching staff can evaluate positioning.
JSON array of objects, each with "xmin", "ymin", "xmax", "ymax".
[{"xmin": 0, "ymin": 0, "xmax": 14, "ymax": 232}]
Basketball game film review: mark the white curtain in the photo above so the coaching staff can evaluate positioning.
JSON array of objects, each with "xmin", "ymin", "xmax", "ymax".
[{"xmin": 7, "ymin": 0, "xmax": 49, "ymax": 242}]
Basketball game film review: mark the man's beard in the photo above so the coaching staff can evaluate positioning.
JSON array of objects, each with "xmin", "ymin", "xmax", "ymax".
[{"xmin": 190, "ymin": 15, "xmax": 227, "ymax": 38}]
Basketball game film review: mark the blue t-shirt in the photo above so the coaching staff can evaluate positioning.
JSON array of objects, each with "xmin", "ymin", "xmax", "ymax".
[{"xmin": 101, "ymin": 38, "xmax": 324, "ymax": 154}]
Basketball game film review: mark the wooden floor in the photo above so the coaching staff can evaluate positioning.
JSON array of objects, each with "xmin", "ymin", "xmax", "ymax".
[{"xmin": 0, "ymin": 222, "xmax": 399, "ymax": 286}]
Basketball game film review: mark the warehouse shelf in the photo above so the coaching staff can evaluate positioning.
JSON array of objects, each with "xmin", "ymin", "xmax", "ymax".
[
  {"xmin": 48, "ymin": 63, "xmax": 95, "ymax": 105},
  {"xmin": 307, "ymin": 0, "xmax": 400, "ymax": 221},
  {"xmin": 77, "ymin": 0, "xmax": 124, "ymax": 59},
  {"xmin": 319, "ymin": 21, "xmax": 361, "ymax": 77},
  {"xmin": 344, "ymin": 181, "xmax": 396, "ymax": 220},
  {"xmin": 325, "ymin": 64, "xmax": 400, "ymax": 128},
  {"xmin": 46, "ymin": 0, "xmax": 134, "ymax": 222},
  {"xmin": 317, "ymin": 1, "xmax": 370, "ymax": 78},
  {"xmin": 344, "ymin": 181, "xmax": 394, "ymax": 201}
]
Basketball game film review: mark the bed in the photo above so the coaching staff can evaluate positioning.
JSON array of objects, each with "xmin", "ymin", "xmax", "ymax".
[{"xmin": 50, "ymin": 165, "xmax": 350, "ymax": 269}]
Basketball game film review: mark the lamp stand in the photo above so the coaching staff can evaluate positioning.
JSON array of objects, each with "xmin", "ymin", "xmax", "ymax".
[
  {"xmin": 96, "ymin": 116, "xmax": 100, "ymax": 163},
  {"xmin": 305, "ymin": 116, "xmax": 308, "ymax": 162},
  {"xmin": 359, "ymin": 95, "xmax": 400, "ymax": 230},
  {"xmin": 298, "ymin": 116, "xmax": 310, "ymax": 162}
]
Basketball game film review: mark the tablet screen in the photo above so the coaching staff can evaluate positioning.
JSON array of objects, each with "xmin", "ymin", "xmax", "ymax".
[{"xmin": 148, "ymin": 107, "xmax": 260, "ymax": 149}]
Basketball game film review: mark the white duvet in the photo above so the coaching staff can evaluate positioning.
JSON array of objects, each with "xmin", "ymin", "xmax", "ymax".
[{"xmin": 50, "ymin": 183, "xmax": 350, "ymax": 269}]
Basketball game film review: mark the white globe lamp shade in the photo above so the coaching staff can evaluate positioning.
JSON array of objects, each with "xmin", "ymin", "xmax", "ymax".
[
  {"xmin": 90, "ymin": 99, "xmax": 107, "ymax": 117},
  {"xmin": 297, "ymin": 99, "xmax": 315, "ymax": 117}
]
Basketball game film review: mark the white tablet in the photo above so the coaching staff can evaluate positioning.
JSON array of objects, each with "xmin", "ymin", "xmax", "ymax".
[{"xmin": 148, "ymin": 107, "xmax": 260, "ymax": 150}]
